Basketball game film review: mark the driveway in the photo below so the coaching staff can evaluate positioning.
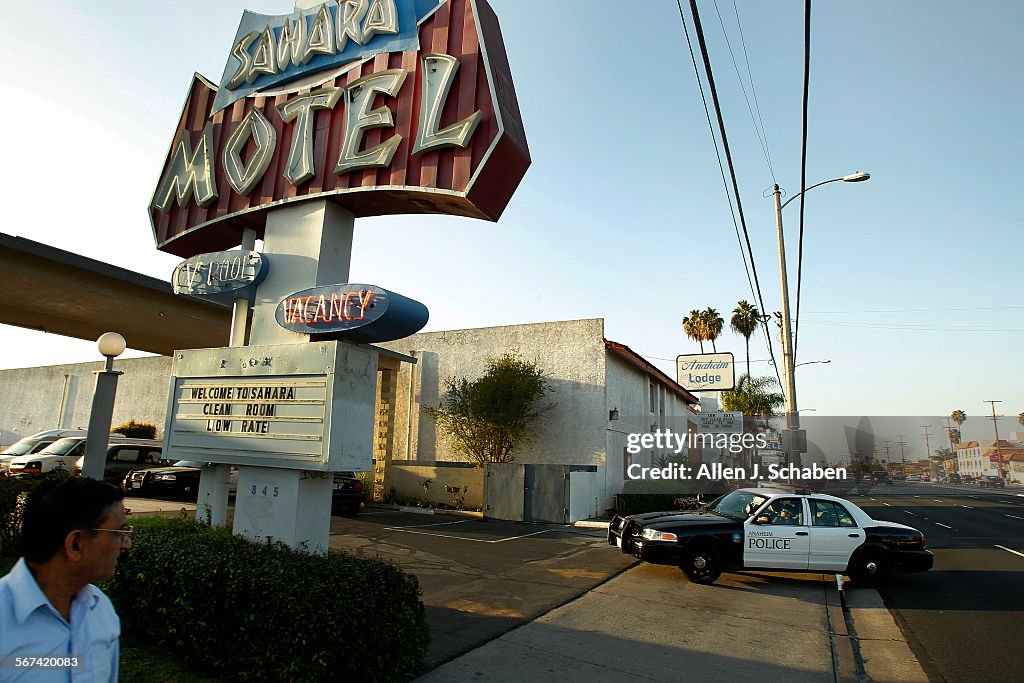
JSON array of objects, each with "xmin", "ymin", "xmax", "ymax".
[{"xmin": 328, "ymin": 508, "xmax": 636, "ymax": 666}]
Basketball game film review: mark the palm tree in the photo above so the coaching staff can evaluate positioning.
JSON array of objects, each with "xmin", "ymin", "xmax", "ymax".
[
  {"xmin": 946, "ymin": 411, "xmax": 962, "ymax": 448},
  {"xmin": 702, "ymin": 307, "xmax": 724, "ymax": 353},
  {"xmin": 721, "ymin": 373, "xmax": 785, "ymax": 418},
  {"xmin": 1018, "ymin": 412, "xmax": 1024, "ymax": 428},
  {"xmin": 730, "ymin": 300, "xmax": 760, "ymax": 377},
  {"xmin": 683, "ymin": 309, "xmax": 705, "ymax": 352}
]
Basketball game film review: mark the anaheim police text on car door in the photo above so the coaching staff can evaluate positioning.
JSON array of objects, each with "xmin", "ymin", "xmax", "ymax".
[{"xmin": 608, "ymin": 488, "xmax": 933, "ymax": 585}]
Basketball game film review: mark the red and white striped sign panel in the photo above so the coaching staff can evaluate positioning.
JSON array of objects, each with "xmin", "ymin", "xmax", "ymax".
[{"xmin": 150, "ymin": 0, "xmax": 530, "ymax": 258}]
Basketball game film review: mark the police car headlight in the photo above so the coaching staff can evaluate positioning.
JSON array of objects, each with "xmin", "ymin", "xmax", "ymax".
[{"xmin": 641, "ymin": 529, "xmax": 678, "ymax": 542}]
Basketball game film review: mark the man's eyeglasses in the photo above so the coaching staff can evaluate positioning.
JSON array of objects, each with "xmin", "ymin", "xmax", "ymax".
[{"xmin": 88, "ymin": 526, "xmax": 133, "ymax": 541}]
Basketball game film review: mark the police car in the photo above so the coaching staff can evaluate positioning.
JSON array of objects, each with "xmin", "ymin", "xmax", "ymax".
[{"xmin": 608, "ymin": 488, "xmax": 933, "ymax": 586}]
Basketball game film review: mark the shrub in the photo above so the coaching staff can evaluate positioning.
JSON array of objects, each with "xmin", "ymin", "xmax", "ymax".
[
  {"xmin": 0, "ymin": 469, "xmax": 72, "ymax": 555},
  {"xmin": 111, "ymin": 420, "xmax": 158, "ymax": 439},
  {"xmin": 104, "ymin": 516, "xmax": 430, "ymax": 681}
]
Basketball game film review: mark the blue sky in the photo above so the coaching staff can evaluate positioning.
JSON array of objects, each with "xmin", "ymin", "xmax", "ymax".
[{"xmin": 0, "ymin": 0, "xmax": 1020, "ymax": 430}]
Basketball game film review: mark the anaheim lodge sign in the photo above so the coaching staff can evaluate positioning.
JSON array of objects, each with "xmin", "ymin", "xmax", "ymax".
[{"xmin": 150, "ymin": 0, "xmax": 530, "ymax": 258}]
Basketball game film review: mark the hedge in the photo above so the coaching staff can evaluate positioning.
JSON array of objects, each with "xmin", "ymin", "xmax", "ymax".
[{"xmin": 104, "ymin": 516, "xmax": 430, "ymax": 682}]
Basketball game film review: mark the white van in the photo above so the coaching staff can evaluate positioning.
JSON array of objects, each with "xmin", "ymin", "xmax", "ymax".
[
  {"xmin": 1, "ymin": 429, "xmax": 87, "ymax": 471},
  {"xmin": 7, "ymin": 434, "xmax": 125, "ymax": 475}
]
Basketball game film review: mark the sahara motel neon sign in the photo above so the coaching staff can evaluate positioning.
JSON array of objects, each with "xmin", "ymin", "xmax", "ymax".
[{"xmin": 150, "ymin": 0, "xmax": 530, "ymax": 258}]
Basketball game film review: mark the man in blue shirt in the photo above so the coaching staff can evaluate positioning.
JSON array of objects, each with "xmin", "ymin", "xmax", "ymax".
[{"xmin": 0, "ymin": 477, "xmax": 129, "ymax": 682}]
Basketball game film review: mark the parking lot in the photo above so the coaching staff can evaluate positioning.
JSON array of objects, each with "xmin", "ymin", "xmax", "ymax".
[{"xmin": 328, "ymin": 508, "xmax": 636, "ymax": 665}]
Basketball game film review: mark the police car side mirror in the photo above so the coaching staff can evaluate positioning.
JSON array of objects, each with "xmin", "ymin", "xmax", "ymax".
[{"xmin": 755, "ymin": 515, "xmax": 770, "ymax": 525}]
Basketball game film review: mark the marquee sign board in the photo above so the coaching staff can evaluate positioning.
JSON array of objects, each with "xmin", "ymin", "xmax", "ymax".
[
  {"xmin": 164, "ymin": 341, "xmax": 377, "ymax": 471},
  {"xmin": 676, "ymin": 352, "xmax": 736, "ymax": 391},
  {"xmin": 149, "ymin": 0, "xmax": 531, "ymax": 258},
  {"xmin": 172, "ymin": 249, "xmax": 268, "ymax": 302},
  {"xmin": 276, "ymin": 282, "xmax": 428, "ymax": 341},
  {"xmin": 697, "ymin": 411, "xmax": 743, "ymax": 435}
]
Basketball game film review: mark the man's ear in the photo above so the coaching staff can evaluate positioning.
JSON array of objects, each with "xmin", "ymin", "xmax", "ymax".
[{"xmin": 64, "ymin": 530, "xmax": 84, "ymax": 560}]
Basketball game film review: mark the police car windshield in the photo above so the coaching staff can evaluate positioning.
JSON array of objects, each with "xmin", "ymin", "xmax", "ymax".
[{"xmin": 708, "ymin": 491, "xmax": 770, "ymax": 520}]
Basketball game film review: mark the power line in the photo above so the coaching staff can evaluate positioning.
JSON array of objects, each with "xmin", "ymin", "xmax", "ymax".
[
  {"xmin": 712, "ymin": 0, "xmax": 775, "ymax": 181},
  {"xmin": 679, "ymin": 0, "xmax": 783, "ymax": 389},
  {"xmin": 730, "ymin": 0, "xmax": 774, "ymax": 181},
  {"xmin": 674, "ymin": 0, "xmax": 757, "ymax": 316},
  {"xmin": 793, "ymin": 0, "xmax": 812, "ymax": 363}
]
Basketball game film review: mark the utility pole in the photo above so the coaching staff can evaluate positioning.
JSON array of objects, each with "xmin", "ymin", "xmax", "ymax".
[
  {"xmin": 897, "ymin": 435, "xmax": 908, "ymax": 476},
  {"xmin": 921, "ymin": 425, "xmax": 933, "ymax": 475},
  {"xmin": 882, "ymin": 440, "xmax": 891, "ymax": 472},
  {"xmin": 772, "ymin": 185, "xmax": 801, "ymax": 468},
  {"xmin": 984, "ymin": 400, "xmax": 1004, "ymax": 479}
]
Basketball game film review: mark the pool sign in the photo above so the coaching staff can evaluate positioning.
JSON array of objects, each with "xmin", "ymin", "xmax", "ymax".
[
  {"xmin": 698, "ymin": 411, "xmax": 743, "ymax": 435},
  {"xmin": 150, "ymin": 0, "xmax": 531, "ymax": 258},
  {"xmin": 676, "ymin": 353, "xmax": 736, "ymax": 391},
  {"xmin": 172, "ymin": 250, "xmax": 268, "ymax": 302}
]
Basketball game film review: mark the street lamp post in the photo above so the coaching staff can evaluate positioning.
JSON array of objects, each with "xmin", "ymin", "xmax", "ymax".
[
  {"xmin": 81, "ymin": 332, "xmax": 126, "ymax": 480},
  {"xmin": 772, "ymin": 172, "xmax": 869, "ymax": 467}
]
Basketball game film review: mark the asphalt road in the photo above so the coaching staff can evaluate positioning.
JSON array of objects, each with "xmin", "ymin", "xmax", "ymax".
[{"xmin": 847, "ymin": 483, "xmax": 1024, "ymax": 683}]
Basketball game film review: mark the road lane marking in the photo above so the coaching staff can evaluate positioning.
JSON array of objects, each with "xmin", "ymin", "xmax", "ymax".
[
  {"xmin": 882, "ymin": 502, "xmax": 891, "ymax": 506},
  {"xmin": 961, "ymin": 505, "xmax": 973, "ymax": 509},
  {"xmin": 1006, "ymin": 514, "xmax": 1024, "ymax": 520},
  {"xmin": 935, "ymin": 523, "xmax": 952, "ymax": 529},
  {"xmin": 933, "ymin": 499, "xmax": 944, "ymax": 503},
  {"xmin": 995, "ymin": 545, "xmax": 1024, "ymax": 559},
  {"xmin": 903, "ymin": 510, "xmax": 916, "ymax": 515}
]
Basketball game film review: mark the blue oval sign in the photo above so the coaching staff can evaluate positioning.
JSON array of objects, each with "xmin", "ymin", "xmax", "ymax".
[
  {"xmin": 275, "ymin": 283, "xmax": 428, "ymax": 343},
  {"xmin": 172, "ymin": 250, "xmax": 268, "ymax": 300}
]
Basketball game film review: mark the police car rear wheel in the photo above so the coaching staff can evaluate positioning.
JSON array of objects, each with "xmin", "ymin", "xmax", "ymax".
[
  {"xmin": 681, "ymin": 546, "xmax": 721, "ymax": 584},
  {"xmin": 853, "ymin": 551, "xmax": 889, "ymax": 587}
]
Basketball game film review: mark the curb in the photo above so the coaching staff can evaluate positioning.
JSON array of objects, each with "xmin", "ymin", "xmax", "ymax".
[{"xmin": 573, "ymin": 519, "xmax": 610, "ymax": 529}]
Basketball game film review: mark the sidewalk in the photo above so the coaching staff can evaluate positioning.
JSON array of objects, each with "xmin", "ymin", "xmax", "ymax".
[{"xmin": 416, "ymin": 562, "xmax": 925, "ymax": 682}]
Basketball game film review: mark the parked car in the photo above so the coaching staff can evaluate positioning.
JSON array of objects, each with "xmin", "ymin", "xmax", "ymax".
[
  {"xmin": 907, "ymin": 474, "xmax": 921, "ymax": 482},
  {"xmin": 948, "ymin": 473, "xmax": 962, "ymax": 484},
  {"xmin": 332, "ymin": 472, "xmax": 364, "ymax": 515},
  {"xmin": 124, "ymin": 461, "xmax": 238, "ymax": 500},
  {"xmin": 7, "ymin": 435, "xmax": 127, "ymax": 475},
  {"xmin": 608, "ymin": 488, "xmax": 933, "ymax": 587},
  {"xmin": 871, "ymin": 471, "xmax": 892, "ymax": 485},
  {"xmin": 979, "ymin": 475, "xmax": 1006, "ymax": 489},
  {"xmin": 73, "ymin": 439, "xmax": 169, "ymax": 485},
  {"xmin": 1, "ymin": 429, "xmax": 87, "ymax": 470},
  {"xmin": 961, "ymin": 475, "xmax": 976, "ymax": 484}
]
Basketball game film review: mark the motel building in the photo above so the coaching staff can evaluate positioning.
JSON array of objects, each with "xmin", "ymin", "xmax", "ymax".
[{"xmin": 955, "ymin": 440, "xmax": 1024, "ymax": 480}]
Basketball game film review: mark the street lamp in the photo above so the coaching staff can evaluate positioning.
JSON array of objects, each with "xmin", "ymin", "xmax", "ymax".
[
  {"xmin": 773, "ymin": 172, "xmax": 869, "ymax": 467},
  {"xmin": 81, "ymin": 332, "xmax": 126, "ymax": 480}
]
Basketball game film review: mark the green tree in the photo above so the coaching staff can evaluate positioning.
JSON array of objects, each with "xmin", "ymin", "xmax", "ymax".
[
  {"xmin": 730, "ymin": 300, "xmax": 760, "ymax": 377},
  {"xmin": 423, "ymin": 352, "xmax": 553, "ymax": 466},
  {"xmin": 720, "ymin": 373, "xmax": 785, "ymax": 418},
  {"xmin": 950, "ymin": 410, "xmax": 966, "ymax": 444},
  {"xmin": 702, "ymin": 307, "xmax": 724, "ymax": 353},
  {"xmin": 1018, "ymin": 411, "xmax": 1024, "ymax": 428},
  {"xmin": 682, "ymin": 309, "xmax": 705, "ymax": 353}
]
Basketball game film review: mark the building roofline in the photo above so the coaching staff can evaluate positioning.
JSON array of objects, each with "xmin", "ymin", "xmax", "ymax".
[{"xmin": 604, "ymin": 339, "xmax": 699, "ymax": 406}]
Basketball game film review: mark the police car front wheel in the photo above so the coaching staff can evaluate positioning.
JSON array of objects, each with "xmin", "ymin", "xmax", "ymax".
[{"xmin": 681, "ymin": 546, "xmax": 721, "ymax": 584}]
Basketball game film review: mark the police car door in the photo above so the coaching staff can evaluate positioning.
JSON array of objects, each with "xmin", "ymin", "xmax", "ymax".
[
  {"xmin": 806, "ymin": 498, "xmax": 864, "ymax": 571},
  {"xmin": 743, "ymin": 496, "xmax": 810, "ymax": 570}
]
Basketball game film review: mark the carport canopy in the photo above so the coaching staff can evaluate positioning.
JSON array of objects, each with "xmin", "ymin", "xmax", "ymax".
[{"xmin": 0, "ymin": 232, "xmax": 230, "ymax": 355}]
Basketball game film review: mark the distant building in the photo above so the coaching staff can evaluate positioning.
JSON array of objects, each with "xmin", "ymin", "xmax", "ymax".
[{"xmin": 956, "ymin": 440, "xmax": 1023, "ymax": 478}]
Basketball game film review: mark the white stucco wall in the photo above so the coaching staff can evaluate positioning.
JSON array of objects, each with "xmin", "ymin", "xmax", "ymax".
[
  {"xmin": 604, "ymin": 351, "xmax": 699, "ymax": 505},
  {"xmin": 0, "ymin": 356, "xmax": 171, "ymax": 447},
  {"xmin": 379, "ymin": 318, "xmax": 608, "ymax": 471}
]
